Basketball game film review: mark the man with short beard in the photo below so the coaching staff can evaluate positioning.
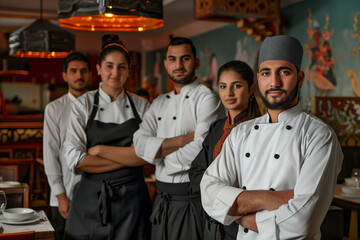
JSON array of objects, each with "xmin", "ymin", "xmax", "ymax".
[
  {"xmin": 133, "ymin": 37, "xmax": 225, "ymax": 240},
  {"xmin": 43, "ymin": 52, "xmax": 91, "ymax": 240},
  {"xmin": 200, "ymin": 35, "xmax": 343, "ymax": 239}
]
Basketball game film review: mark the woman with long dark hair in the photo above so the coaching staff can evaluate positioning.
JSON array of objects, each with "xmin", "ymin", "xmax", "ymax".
[{"xmin": 189, "ymin": 60, "xmax": 261, "ymax": 240}]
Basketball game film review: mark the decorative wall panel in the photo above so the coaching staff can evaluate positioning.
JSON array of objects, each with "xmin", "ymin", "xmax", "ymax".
[{"xmin": 315, "ymin": 97, "xmax": 360, "ymax": 146}]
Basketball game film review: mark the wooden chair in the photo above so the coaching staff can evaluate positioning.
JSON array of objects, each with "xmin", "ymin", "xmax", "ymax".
[
  {"xmin": 0, "ymin": 165, "xmax": 18, "ymax": 181},
  {"xmin": 0, "ymin": 158, "xmax": 34, "ymax": 192},
  {"xmin": 1, "ymin": 183, "xmax": 30, "ymax": 208},
  {"xmin": 0, "ymin": 231, "xmax": 35, "ymax": 240}
]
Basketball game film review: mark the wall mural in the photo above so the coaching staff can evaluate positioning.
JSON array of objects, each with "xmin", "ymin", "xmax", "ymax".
[
  {"xmin": 305, "ymin": 10, "xmax": 337, "ymax": 97},
  {"xmin": 347, "ymin": 12, "xmax": 360, "ymax": 97}
]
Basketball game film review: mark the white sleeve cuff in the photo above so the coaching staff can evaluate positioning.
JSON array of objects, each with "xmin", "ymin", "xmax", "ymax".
[
  {"xmin": 144, "ymin": 136, "xmax": 165, "ymax": 164},
  {"xmin": 256, "ymin": 210, "xmax": 277, "ymax": 239},
  {"xmin": 213, "ymin": 187, "xmax": 243, "ymax": 225}
]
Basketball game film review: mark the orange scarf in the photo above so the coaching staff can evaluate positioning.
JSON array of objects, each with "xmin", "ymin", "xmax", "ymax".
[{"xmin": 212, "ymin": 110, "xmax": 249, "ymax": 160}]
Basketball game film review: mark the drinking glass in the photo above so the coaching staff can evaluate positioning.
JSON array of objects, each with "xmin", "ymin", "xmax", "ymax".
[
  {"xmin": 0, "ymin": 190, "xmax": 6, "ymax": 214},
  {"xmin": 351, "ymin": 168, "xmax": 360, "ymax": 187}
]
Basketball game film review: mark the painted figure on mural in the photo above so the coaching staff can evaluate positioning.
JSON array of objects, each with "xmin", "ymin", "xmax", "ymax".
[
  {"xmin": 347, "ymin": 12, "xmax": 360, "ymax": 97},
  {"xmin": 305, "ymin": 13, "xmax": 337, "ymax": 97}
]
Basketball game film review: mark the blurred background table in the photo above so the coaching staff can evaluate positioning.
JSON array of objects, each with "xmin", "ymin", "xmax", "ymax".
[
  {"xmin": 333, "ymin": 184, "xmax": 360, "ymax": 240},
  {"xmin": 0, "ymin": 210, "xmax": 54, "ymax": 239}
]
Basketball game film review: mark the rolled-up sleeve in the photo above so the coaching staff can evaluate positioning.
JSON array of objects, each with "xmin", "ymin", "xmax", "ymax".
[
  {"xmin": 63, "ymin": 100, "xmax": 88, "ymax": 173},
  {"xmin": 133, "ymin": 104, "xmax": 165, "ymax": 165}
]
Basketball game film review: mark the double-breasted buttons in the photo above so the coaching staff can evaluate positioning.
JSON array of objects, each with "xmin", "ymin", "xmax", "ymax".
[
  {"xmin": 158, "ymin": 117, "xmax": 162, "ymax": 121},
  {"xmin": 286, "ymin": 125, "xmax": 292, "ymax": 130},
  {"xmin": 245, "ymin": 153, "xmax": 250, "ymax": 158},
  {"xmin": 125, "ymin": 105, "xmax": 129, "ymax": 108},
  {"xmin": 254, "ymin": 125, "xmax": 259, "ymax": 130},
  {"xmin": 274, "ymin": 154, "xmax": 280, "ymax": 159},
  {"xmin": 185, "ymin": 95, "xmax": 189, "ymax": 99},
  {"xmin": 244, "ymin": 228, "xmax": 249, "ymax": 233},
  {"xmin": 269, "ymin": 188, "xmax": 275, "ymax": 191},
  {"xmin": 166, "ymin": 95, "xmax": 170, "ymax": 99},
  {"xmin": 100, "ymin": 108, "xmax": 104, "ymax": 111},
  {"xmin": 242, "ymin": 186, "xmax": 247, "ymax": 190},
  {"xmin": 173, "ymin": 116, "xmax": 177, "ymax": 120}
]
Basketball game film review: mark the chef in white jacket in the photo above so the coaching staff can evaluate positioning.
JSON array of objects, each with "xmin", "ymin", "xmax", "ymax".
[
  {"xmin": 200, "ymin": 35, "xmax": 343, "ymax": 240},
  {"xmin": 43, "ymin": 52, "xmax": 91, "ymax": 240},
  {"xmin": 133, "ymin": 37, "xmax": 225, "ymax": 240}
]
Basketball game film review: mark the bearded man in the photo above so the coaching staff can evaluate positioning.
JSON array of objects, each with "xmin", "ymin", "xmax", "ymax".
[
  {"xmin": 200, "ymin": 35, "xmax": 343, "ymax": 239},
  {"xmin": 134, "ymin": 36, "xmax": 225, "ymax": 240}
]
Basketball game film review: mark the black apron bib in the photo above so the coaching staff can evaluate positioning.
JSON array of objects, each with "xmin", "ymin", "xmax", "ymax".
[{"xmin": 65, "ymin": 91, "xmax": 151, "ymax": 240}]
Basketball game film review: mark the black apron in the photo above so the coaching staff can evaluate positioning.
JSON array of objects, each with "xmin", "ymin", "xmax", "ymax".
[
  {"xmin": 65, "ymin": 91, "xmax": 152, "ymax": 240},
  {"xmin": 150, "ymin": 181, "xmax": 206, "ymax": 240}
]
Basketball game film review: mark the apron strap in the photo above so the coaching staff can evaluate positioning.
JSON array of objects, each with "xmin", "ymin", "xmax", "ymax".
[
  {"xmin": 125, "ymin": 90, "xmax": 142, "ymax": 125},
  {"xmin": 89, "ymin": 90, "xmax": 140, "ymax": 125},
  {"xmin": 89, "ymin": 90, "xmax": 100, "ymax": 122},
  {"xmin": 150, "ymin": 192, "xmax": 169, "ymax": 240}
]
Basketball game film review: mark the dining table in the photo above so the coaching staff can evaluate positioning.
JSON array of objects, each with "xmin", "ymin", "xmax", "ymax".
[
  {"xmin": 333, "ymin": 184, "xmax": 360, "ymax": 240},
  {"xmin": 0, "ymin": 210, "xmax": 54, "ymax": 239}
]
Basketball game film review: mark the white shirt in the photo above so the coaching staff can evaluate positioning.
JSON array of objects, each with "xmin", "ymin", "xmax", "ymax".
[
  {"xmin": 64, "ymin": 83, "xmax": 150, "ymax": 172},
  {"xmin": 43, "ymin": 92, "xmax": 81, "ymax": 207},
  {"xmin": 133, "ymin": 80, "xmax": 225, "ymax": 183},
  {"xmin": 200, "ymin": 103, "xmax": 343, "ymax": 240}
]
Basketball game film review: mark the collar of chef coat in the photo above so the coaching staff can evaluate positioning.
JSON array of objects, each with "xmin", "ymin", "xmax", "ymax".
[
  {"xmin": 67, "ymin": 91, "xmax": 77, "ymax": 102},
  {"xmin": 265, "ymin": 102, "xmax": 304, "ymax": 123},
  {"xmin": 171, "ymin": 79, "xmax": 200, "ymax": 95},
  {"xmin": 98, "ymin": 82, "xmax": 125, "ymax": 104}
]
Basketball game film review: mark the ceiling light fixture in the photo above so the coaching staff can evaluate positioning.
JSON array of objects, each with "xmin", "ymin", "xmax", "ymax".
[
  {"xmin": 8, "ymin": 0, "xmax": 75, "ymax": 58},
  {"xmin": 58, "ymin": 0, "xmax": 164, "ymax": 32}
]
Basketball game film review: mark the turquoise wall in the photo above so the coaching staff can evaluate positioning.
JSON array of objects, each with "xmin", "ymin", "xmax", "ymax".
[{"xmin": 146, "ymin": 0, "xmax": 360, "ymax": 107}]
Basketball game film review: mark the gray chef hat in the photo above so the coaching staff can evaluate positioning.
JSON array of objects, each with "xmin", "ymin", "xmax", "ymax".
[{"xmin": 258, "ymin": 35, "xmax": 303, "ymax": 70}]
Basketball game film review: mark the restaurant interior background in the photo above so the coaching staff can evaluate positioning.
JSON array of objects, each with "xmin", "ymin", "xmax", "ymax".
[{"xmin": 0, "ymin": 0, "xmax": 360, "ymax": 238}]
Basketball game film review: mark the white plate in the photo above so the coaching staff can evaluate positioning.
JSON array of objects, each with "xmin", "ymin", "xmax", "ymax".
[
  {"xmin": 341, "ymin": 193, "xmax": 360, "ymax": 199},
  {"xmin": 0, "ymin": 181, "xmax": 21, "ymax": 188},
  {"xmin": 0, "ymin": 214, "xmax": 40, "ymax": 225}
]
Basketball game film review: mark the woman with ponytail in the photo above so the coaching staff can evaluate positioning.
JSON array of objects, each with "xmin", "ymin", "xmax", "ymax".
[
  {"xmin": 64, "ymin": 34, "xmax": 151, "ymax": 240},
  {"xmin": 189, "ymin": 60, "xmax": 261, "ymax": 240}
]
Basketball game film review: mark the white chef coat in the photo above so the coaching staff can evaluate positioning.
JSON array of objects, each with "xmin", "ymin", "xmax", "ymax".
[
  {"xmin": 200, "ymin": 103, "xmax": 343, "ymax": 240},
  {"xmin": 133, "ymin": 80, "xmax": 225, "ymax": 183},
  {"xmin": 43, "ymin": 92, "xmax": 81, "ymax": 207},
  {"xmin": 64, "ymin": 83, "xmax": 150, "ymax": 172}
]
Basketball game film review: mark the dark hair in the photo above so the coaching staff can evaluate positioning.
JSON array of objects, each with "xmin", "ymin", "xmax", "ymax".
[
  {"xmin": 98, "ymin": 34, "xmax": 130, "ymax": 66},
  {"xmin": 62, "ymin": 52, "xmax": 91, "ymax": 73},
  {"xmin": 217, "ymin": 60, "xmax": 261, "ymax": 119},
  {"xmin": 167, "ymin": 37, "xmax": 196, "ymax": 58}
]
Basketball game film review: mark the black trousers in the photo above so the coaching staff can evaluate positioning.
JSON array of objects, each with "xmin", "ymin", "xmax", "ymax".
[{"xmin": 51, "ymin": 207, "xmax": 66, "ymax": 240}]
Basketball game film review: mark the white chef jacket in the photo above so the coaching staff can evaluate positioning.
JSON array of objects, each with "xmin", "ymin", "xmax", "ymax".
[
  {"xmin": 200, "ymin": 103, "xmax": 343, "ymax": 240},
  {"xmin": 133, "ymin": 80, "xmax": 225, "ymax": 183},
  {"xmin": 64, "ymin": 83, "xmax": 150, "ymax": 172},
  {"xmin": 43, "ymin": 92, "xmax": 81, "ymax": 207}
]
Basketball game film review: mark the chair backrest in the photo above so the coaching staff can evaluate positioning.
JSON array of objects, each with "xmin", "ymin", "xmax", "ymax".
[
  {"xmin": 0, "ymin": 159, "xmax": 34, "ymax": 191},
  {"xmin": 0, "ymin": 165, "xmax": 19, "ymax": 181},
  {"xmin": 0, "ymin": 231, "xmax": 35, "ymax": 240},
  {"xmin": 1, "ymin": 183, "xmax": 30, "ymax": 208}
]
